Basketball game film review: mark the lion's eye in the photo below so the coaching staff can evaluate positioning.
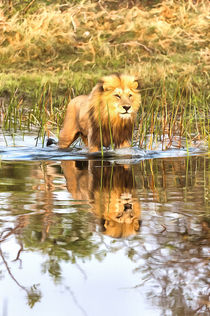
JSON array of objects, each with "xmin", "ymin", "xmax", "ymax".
[
  {"xmin": 114, "ymin": 94, "xmax": 121, "ymax": 99},
  {"xmin": 129, "ymin": 94, "xmax": 132, "ymax": 98}
]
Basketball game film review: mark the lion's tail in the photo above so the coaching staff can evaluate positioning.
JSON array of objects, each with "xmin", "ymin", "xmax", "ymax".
[{"xmin": 46, "ymin": 138, "xmax": 58, "ymax": 146}]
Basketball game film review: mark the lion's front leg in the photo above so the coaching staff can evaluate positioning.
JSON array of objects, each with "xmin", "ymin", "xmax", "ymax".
[
  {"xmin": 88, "ymin": 145, "xmax": 100, "ymax": 153},
  {"xmin": 87, "ymin": 129, "xmax": 100, "ymax": 153},
  {"xmin": 118, "ymin": 140, "xmax": 130, "ymax": 148}
]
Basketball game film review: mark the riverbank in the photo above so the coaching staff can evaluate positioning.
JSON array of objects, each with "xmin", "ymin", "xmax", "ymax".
[{"xmin": 0, "ymin": 0, "xmax": 209, "ymax": 147}]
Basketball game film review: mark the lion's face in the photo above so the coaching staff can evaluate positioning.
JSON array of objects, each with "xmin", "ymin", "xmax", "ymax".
[
  {"xmin": 106, "ymin": 87, "xmax": 139, "ymax": 120},
  {"xmin": 92, "ymin": 74, "xmax": 141, "ymax": 123},
  {"xmin": 101, "ymin": 75, "xmax": 141, "ymax": 122}
]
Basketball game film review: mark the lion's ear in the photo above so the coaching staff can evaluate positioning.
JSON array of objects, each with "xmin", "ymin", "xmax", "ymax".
[
  {"xmin": 133, "ymin": 79, "xmax": 141, "ymax": 90},
  {"xmin": 98, "ymin": 80, "xmax": 113, "ymax": 92},
  {"xmin": 98, "ymin": 82, "xmax": 104, "ymax": 92},
  {"xmin": 100, "ymin": 74, "xmax": 120, "ymax": 92},
  {"xmin": 102, "ymin": 84, "xmax": 114, "ymax": 92}
]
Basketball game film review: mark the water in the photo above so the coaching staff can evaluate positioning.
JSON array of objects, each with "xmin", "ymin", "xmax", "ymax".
[{"xmin": 0, "ymin": 133, "xmax": 209, "ymax": 316}]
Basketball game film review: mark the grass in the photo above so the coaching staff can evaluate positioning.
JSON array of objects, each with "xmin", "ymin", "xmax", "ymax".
[{"xmin": 0, "ymin": 0, "xmax": 209, "ymax": 149}]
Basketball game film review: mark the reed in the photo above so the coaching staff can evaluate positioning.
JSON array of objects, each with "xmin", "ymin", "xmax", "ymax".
[
  {"xmin": 0, "ymin": 83, "xmax": 69, "ymax": 145},
  {"xmin": 1, "ymin": 79, "xmax": 208, "ymax": 149},
  {"xmin": 106, "ymin": 103, "xmax": 114, "ymax": 151},
  {"xmin": 135, "ymin": 81, "xmax": 209, "ymax": 150},
  {"xmin": 98, "ymin": 103, "xmax": 104, "ymax": 157}
]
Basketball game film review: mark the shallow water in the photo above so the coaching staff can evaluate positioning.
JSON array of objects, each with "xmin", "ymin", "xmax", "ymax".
[
  {"xmin": 0, "ymin": 133, "xmax": 207, "ymax": 161},
  {"xmin": 0, "ymin": 133, "xmax": 209, "ymax": 316}
]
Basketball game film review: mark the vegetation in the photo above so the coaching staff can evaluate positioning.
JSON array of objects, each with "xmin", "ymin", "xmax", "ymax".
[{"xmin": 0, "ymin": 0, "xmax": 209, "ymax": 148}]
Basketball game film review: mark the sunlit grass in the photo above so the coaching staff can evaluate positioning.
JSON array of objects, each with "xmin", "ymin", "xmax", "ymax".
[
  {"xmin": 0, "ymin": 0, "xmax": 209, "ymax": 149},
  {"xmin": 0, "ymin": 0, "xmax": 209, "ymax": 78}
]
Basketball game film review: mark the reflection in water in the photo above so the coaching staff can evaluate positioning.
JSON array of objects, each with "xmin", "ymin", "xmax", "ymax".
[
  {"xmin": 0, "ymin": 156, "xmax": 209, "ymax": 315},
  {"xmin": 62, "ymin": 161, "xmax": 141, "ymax": 238}
]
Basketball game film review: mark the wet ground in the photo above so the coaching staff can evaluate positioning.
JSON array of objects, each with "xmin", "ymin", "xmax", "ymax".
[{"xmin": 0, "ymin": 132, "xmax": 209, "ymax": 316}]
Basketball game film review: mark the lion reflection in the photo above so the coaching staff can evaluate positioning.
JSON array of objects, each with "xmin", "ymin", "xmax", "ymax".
[{"xmin": 61, "ymin": 161, "xmax": 141, "ymax": 238}]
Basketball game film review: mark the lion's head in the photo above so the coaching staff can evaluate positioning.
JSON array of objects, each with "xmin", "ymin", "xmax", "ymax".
[
  {"xmin": 89, "ymin": 74, "xmax": 141, "ymax": 148},
  {"xmin": 90, "ymin": 73, "xmax": 141, "ymax": 122}
]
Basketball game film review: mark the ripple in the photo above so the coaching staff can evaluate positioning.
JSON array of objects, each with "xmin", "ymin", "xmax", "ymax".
[{"xmin": 0, "ymin": 144, "xmax": 207, "ymax": 161}]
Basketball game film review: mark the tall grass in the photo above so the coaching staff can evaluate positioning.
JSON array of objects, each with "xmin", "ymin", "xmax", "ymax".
[
  {"xmin": 0, "ymin": 80, "xmax": 209, "ymax": 149},
  {"xmin": 136, "ymin": 80, "xmax": 209, "ymax": 149},
  {"xmin": 0, "ymin": 83, "xmax": 68, "ymax": 145}
]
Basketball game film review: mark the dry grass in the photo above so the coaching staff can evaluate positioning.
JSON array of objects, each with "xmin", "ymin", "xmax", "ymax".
[
  {"xmin": 0, "ymin": 0, "xmax": 209, "ymax": 79},
  {"xmin": 0, "ymin": 0, "xmax": 209, "ymax": 148}
]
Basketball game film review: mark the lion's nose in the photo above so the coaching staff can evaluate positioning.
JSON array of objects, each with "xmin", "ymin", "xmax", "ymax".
[
  {"xmin": 123, "ymin": 105, "xmax": 131, "ymax": 112},
  {"xmin": 124, "ymin": 203, "xmax": 132, "ymax": 211}
]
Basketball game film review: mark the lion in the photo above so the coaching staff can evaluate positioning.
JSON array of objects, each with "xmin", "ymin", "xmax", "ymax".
[
  {"xmin": 59, "ymin": 73, "xmax": 141, "ymax": 152},
  {"xmin": 61, "ymin": 160, "xmax": 141, "ymax": 238}
]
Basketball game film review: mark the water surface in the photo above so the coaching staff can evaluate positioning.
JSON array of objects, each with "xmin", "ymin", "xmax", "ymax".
[{"xmin": 0, "ymin": 133, "xmax": 209, "ymax": 316}]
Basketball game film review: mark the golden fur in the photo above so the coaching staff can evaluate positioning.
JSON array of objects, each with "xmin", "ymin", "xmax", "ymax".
[
  {"xmin": 61, "ymin": 160, "xmax": 141, "ymax": 238},
  {"xmin": 59, "ymin": 74, "xmax": 141, "ymax": 152}
]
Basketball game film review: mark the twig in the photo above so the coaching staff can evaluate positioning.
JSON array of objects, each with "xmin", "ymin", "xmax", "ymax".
[{"xmin": 22, "ymin": 0, "xmax": 36, "ymax": 15}]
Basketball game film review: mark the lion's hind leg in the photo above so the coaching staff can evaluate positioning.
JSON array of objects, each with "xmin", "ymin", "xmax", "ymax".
[
  {"xmin": 59, "ymin": 130, "xmax": 80, "ymax": 149},
  {"xmin": 58, "ymin": 103, "xmax": 80, "ymax": 149}
]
